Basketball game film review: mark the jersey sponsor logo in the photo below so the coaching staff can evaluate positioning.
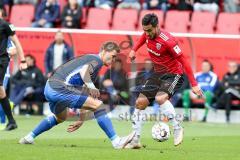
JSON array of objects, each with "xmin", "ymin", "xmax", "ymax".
[
  {"xmin": 9, "ymin": 24, "xmax": 16, "ymax": 31},
  {"xmin": 156, "ymin": 43, "xmax": 161, "ymax": 50},
  {"xmin": 173, "ymin": 45, "xmax": 181, "ymax": 54},
  {"xmin": 147, "ymin": 47, "xmax": 160, "ymax": 56}
]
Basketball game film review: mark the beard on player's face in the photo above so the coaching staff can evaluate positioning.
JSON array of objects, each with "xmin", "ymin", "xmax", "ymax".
[{"xmin": 143, "ymin": 24, "xmax": 159, "ymax": 39}]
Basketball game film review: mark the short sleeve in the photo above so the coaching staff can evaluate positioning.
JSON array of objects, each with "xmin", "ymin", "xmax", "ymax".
[
  {"xmin": 5, "ymin": 22, "xmax": 16, "ymax": 36},
  {"xmin": 167, "ymin": 37, "xmax": 183, "ymax": 58}
]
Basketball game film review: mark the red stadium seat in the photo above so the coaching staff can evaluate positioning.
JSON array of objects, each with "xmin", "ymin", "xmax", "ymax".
[
  {"xmin": 137, "ymin": 10, "xmax": 164, "ymax": 31},
  {"xmin": 58, "ymin": 0, "xmax": 67, "ymax": 13},
  {"xmin": 232, "ymin": 100, "xmax": 240, "ymax": 106},
  {"xmin": 216, "ymin": 13, "xmax": 240, "ymax": 34},
  {"xmin": 112, "ymin": 9, "xmax": 138, "ymax": 31},
  {"xmin": 190, "ymin": 12, "xmax": 216, "ymax": 34},
  {"xmin": 165, "ymin": 11, "xmax": 190, "ymax": 33},
  {"xmin": 10, "ymin": 5, "xmax": 34, "ymax": 27},
  {"xmin": 4, "ymin": 5, "xmax": 10, "ymax": 20},
  {"xmin": 85, "ymin": 8, "xmax": 112, "ymax": 30},
  {"xmin": 80, "ymin": 7, "xmax": 87, "ymax": 28}
]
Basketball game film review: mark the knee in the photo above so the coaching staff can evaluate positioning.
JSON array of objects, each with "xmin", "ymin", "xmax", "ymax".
[
  {"xmin": 55, "ymin": 110, "xmax": 68, "ymax": 123},
  {"xmin": 103, "ymin": 79, "xmax": 113, "ymax": 87},
  {"xmin": 83, "ymin": 97, "xmax": 103, "ymax": 111},
  {"xmin": 0, "ymin": 88, "xmax": 6, "ymax": 99},
  {"xmin": 136, "ymin": 97, "xmax": 149, "ymax": 110},
  {"xmin": 194, "ymin": 3, "xmax": 201, "ymax": 11},
  {"xmin": 95, "ymin": 101, "xmax": 104, "ymax": 110},
  {"xmin": 55, "ymin": 116, "xmax": 66, "ymax": 123},
  {"xmin": 155, "ymin": 94, "xmax": 169, "ymax": 105}
]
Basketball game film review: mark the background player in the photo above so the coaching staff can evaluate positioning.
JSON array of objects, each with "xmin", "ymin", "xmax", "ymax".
[
  {"xmin": 0, "ymin": 8, "xmax": 27, "ymax": 131},
  {"xmin": 0, "ymin": 38, "xmax": 16, "ymax": 130},
  {"xmin": 127, "ymin": 13, "xmax": 203, "ymax": 148},
  {"xmin": 19, "ymin": 41, "xmax": 136, "ymax": 149}
]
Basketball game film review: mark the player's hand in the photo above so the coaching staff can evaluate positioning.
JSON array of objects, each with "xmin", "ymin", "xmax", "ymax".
[
  {"xmin": 67, "ymin": 120, "xmax": 84, "ymax": 133},
  {"xmin": 47, "ymin": 72, "xmax": 52, "ymax": 78},
  {"xmin": 38, "ymin": 19, "xmax": 46, "ymax": 25},
  {"xmin": 19, "ymin": 61, "xmax": 27, "ymax": 70},
  {"xmin": 192, "ymin": 86, "xmax": 204, "ymax": 98},
  {"xmin": 66, "ymin": 16, "xmax": 72, "ymax": 21},
  {"xmin": 128, "ymin": 50, "xmax": 136, "ymax": 62},
  {"xmin": 89, "ymin": 88, "xmax": 100, "ymax": 99}
]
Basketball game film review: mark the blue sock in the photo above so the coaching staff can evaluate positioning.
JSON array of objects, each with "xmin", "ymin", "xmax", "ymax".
[
  {"xmin": 0, "ymin": 105, "xmax": 6, "ymax": 124},
  {"xmin": 106, "ymin": 86, "xmax": 117, "ymax": 95},
  {"xmin": 31, "ymin": 115, "xmax": 58, "ymax": 138},
  {"xmin": 94, "ymin": 108, "xmax": 117, "ymax": 140},
  {"xmin": 153, "ymin": 101, "xmax": 160, "ymax": 115}
]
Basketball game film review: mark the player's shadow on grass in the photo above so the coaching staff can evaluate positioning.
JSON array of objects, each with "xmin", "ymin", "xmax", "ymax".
[{"xmin": 46, "ymin": 142, "xmax": 114, "ymax": 150}]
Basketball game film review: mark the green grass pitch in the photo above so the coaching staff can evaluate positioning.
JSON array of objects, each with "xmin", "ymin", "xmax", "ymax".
[{"xmin": 0, "ymin": 116, "xmax": 240, "ymax": 160}]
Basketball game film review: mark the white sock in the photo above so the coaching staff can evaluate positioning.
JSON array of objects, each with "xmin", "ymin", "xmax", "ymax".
[
  {"xmin": 132, "ymin": 108, "xmax": 144, "ymax": 137},
  {"xmin": 25, "ymin": 132, "xmax": 35, "ymax": 142},
  {"xmin": 111, "ymin": 136, "xmax": 120, "ymax": 147},
  {"xmin": 160, "ymin": 100, "xmax": 181, "ymax": 129}
]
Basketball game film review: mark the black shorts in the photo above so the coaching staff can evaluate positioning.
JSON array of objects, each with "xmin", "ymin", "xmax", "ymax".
[
  {"xmin": 140, "ymin": 73, "xmax": 184, "ymax": 103},
  {"xmin": 0, "ymin": 57, "xmax": 9, "ymax": 86}
]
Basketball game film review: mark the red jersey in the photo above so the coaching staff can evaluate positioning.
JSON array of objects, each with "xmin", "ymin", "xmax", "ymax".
[{"xmin": 133, "ymin": 30, "xmax": 197, "ymax": 87}]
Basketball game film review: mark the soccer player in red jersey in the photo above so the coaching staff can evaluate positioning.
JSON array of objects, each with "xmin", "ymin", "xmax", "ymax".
[{"xmin": 126, "ymin": 13, "xmax": 203, "ymax": 148}]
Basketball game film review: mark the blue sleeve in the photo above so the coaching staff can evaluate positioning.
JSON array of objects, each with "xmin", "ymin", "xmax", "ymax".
[
  {"xmin": 44, "ymin": 46, "xmax": 51, "ymax": 74},
  {"xmin": 48, "ymin": 5, "xmax": 60, "ymax": 22},
  {"xmin": 7, "ymin": 39, "xmax": 13, "ymax": 48},
  {"xmin": 35, "ymin": 2, "xmax": 45, "ymax": 20},
  {"xmin": 208, "ymin": 74, "xmax": 218, "ymax": 92},
  {"xmin": 67, "ymin": 45, "xmax": 74, "ymax": 59}
]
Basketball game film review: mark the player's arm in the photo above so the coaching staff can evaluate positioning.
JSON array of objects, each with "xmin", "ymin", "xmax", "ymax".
[
  {"xmin": 168, "ymin": 39, "xmax": 203, "ymax": 97},
  {"xmin": 67, "ymin": 109, "xmax": 88, "ymax": 133},
  {"xmin": 79, "ymin": 64, "xmax": 100, "ymax": 98},
  {"xmin": 7, "ymin": 39, "xmax": 17, "ymax": 57},
  {"xmin": 177, "ymin": 55, "xmax": 203, "ymax": 97},
  {"xmin": 208, "ymin": 73, "xmax": 218, "ymax": 92},
  {"xmin": 129, "ymin": 33, "xmax": 146, "ymax": 61},
  {"xmin": 5, "ymin": 22, "xmax": 26, "ymax": 70},
  {"xmin": 9, "ymin": 35, "xmax": 27, "ymax": 70}
]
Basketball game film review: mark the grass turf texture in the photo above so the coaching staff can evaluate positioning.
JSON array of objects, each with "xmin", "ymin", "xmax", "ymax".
[{"xmin": 0, "ymin": 116, "xmax": 240, "ymax": 160}]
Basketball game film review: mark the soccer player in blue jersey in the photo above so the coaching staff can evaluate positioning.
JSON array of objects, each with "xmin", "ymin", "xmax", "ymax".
[{"xmin": 19, "ymin": 41, "xmax": 136, "ymax": 149}]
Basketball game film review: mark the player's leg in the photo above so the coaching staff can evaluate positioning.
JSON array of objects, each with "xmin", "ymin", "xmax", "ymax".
[
  {"xmin": 154, "ymin": 74, "xmax": 185, "ymax": 146},
  {"xmin": 0, "ymin": 60, "xmax": 17, "ymax": 131},
  {"xmin": 155, "ymin": 92, "xmax": 184, "ymax": 146},
  {"xmin": 132, "ymin": 93, "xmax": 149, "ymax": 135},
  {"xmin": 124, "ymin": 93, "xmax": 150, "ymax": 149},
  {"xmin": 0, "ymin": 73, "xmax": 10, "ymax": 130},
  {"xmin": 126, "ymin": 74, "xmax": 160, "ymax": 149},
  {"xmin": 0, "ymin": 105, "xmax": 6, "ymax": 130},
  {"xmin": 19, "ymin": 81, "xmax": 68, "ymax": 144},
  {"xmin": 182, "ymin": 89, "xmax": 191, "ymax": 121},
  {"xmin": 19, "ymin": 108, "xmax": 67, "ymax": 144},
  {"xmin": 202, "ymin": 91, "xmax": 213, "ymax": 122},
  {"xmin": 81, "ymin": 97, "xmax": 136, "ymax": 149}
]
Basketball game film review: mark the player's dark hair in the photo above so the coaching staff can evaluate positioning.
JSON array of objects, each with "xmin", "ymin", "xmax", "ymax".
[
  {"xmin": 25, "ymin": 54, "xmax": 36, "ymax": 66},
  {"xmin": 142, "ymin": 13, "xmax": 158, "ymax": 27},
  {"xmin": 101, "ymin": 41, "xmax": 120, "ymax": 53},
  {"xmin": 203, "ymin": 59, "xmax": 213, "ymax": 71}
]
